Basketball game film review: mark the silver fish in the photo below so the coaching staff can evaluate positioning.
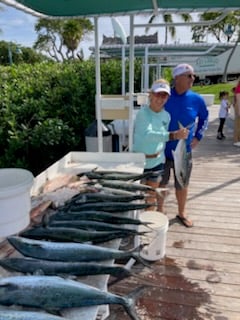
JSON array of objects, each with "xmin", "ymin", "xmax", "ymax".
[
  {"xmin": 0, "ymin": 310, "xmax": 65, "ymax": 320},
  {"xmin": 96, "ymin": 180, "xmax": 167, "ymax": 196},
  {"xmin": 68, "ymin": 201, "xmax": 154, "ymax": 212},
  {"xmin": 172, "ymin": 138, "xmax": 188, "ymax": 188},
  {"xmin": 0, "ymin": 257, "xmax": 134, "ymax": 279},
  {"xmin": 78, "ymin": 169, "xmax": 153, "ymax": 181},
  {"xmin": 0, "ymin": 275, "xmax": 145, "ymax": 320},
  {"xmin": 44, "ymin": 210, "xmax": 151, "ymax": 226},
  {"xmin": 20, "ymin": 226, "xmax": 145, "ymax": 244},
  {"xmin": 68, "ymin": 192, "xmax": 145, "ymax": 204},
  {"xmin": 172, "ymin": 122, "xmax": 193, "ymax": 188},
  {"xmin": 48, "ymin": 219, "xmax": 141, "ymax": 233},
  {"xmin": 7, "ymin": 236, "xmax": 147, "ymax": 265}
]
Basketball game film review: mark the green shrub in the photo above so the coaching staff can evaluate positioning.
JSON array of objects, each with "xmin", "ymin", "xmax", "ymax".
[{"xmin": 0, "ymin": 59, "xmax": 141, "ymax": 175}]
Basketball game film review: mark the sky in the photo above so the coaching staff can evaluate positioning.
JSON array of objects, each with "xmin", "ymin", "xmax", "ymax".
[{"xmin": 0, "ymin": 3, "xmax": 214, "ymax": 59}]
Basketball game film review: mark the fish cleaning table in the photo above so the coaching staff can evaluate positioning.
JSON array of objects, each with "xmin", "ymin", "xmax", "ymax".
[{"xmin": 0, "ymin": 152, "xmax": 145, "ymax": 320}]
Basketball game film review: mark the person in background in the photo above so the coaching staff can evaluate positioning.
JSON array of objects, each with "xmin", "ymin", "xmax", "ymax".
[
  {"xmin": 233, "ymin": 79, "xmax": 240, "ymax": 147},
  {"xmin": 217, "ymin": 91, "xmax": 230, "ymax": 140},
  {"xmin": 133, "ymin": 78, "xmax": 189, "ymax": 211},
  {"xmin": 158, "ymin": 64, "xmax": 209, "ymax": 227}
]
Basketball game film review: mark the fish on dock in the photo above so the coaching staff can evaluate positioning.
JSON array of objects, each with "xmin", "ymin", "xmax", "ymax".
[
  {"xmin": 67, "ymin": 192, "xmax": 145, "ymax": 204},
  {"xmin": 0, "ymin": 275, "xmax": 146, "ymax": 320},
  {"xmin": 0, "ymin": 257, "xmax": 136, "ymax": 279},
  {"xmin": 44, "ymin": 210, "xmax": 152, "ymax": 226},
  {"xmin": 20, "ymin": 226, "xmax": 147, "ymax": 244},
  {"xmin": 66, "ymin": 201, "xmax": 155, "ymax": 213},
  {"xmin": 96, "ymin": 180, "xmax": 167, "ymax": 196},
  {"xmin": 48, "ymin": 219, "xmax": 141, "ymax": 233},
  {"xmin": 78, "ymin": 169, "xmax": 153, "ymax": 181},
  {"xmin": 7, "ymin": 236, "xmax": 148, "ymax": 265},
  {"xmin": 0, "ymin": 310, "xmax": 66, "ymax": 320}
]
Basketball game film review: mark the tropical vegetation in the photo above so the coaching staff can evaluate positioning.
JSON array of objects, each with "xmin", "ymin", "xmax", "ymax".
[
  {"xmin": 33, "ymin": 18, "xmax": 94, "ymax": 61},
  {"xmin": 0, "ymin": 60, "xmax": 142, "ymax": 175}
]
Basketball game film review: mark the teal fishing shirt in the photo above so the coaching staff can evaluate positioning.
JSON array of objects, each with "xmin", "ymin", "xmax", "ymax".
[{"xmin": 133, "ymin": 105, "xmax": 171, "ymax": 169}]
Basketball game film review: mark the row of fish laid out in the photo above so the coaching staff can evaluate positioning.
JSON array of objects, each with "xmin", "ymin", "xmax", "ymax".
[
  {"xmin": 0, "ymin": 237, "xmax": 149, "ymax": 319},
  {"xmin": 21, "ymin": 174, "xmax": 158, "ymax": 245},
  {"xmin": 0, "ymin": 170, "xmax": 160, "ymax": 320}
]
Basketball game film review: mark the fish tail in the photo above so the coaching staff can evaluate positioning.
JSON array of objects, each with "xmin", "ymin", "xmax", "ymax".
[
  {"xmin": 123, "ymin": 285, "xmax": 148, "ymax": 320},
  {"xmin": 155, "ymin": 187, "xmax": 169, "ymax": 196},
  {"xmin": 109, "ymin": 270, "xmax": 154, "ymax": 288},
  {"xmin": 131, "ymin": 247, "xmax": 152, "ymax": 269}
]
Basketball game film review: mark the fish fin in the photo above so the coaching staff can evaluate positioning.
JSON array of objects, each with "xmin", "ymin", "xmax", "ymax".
[
  {"xmin": 178, "ymin": 121, "xmax": 184, "ymax": 129},
  {"xmin": 178, "ymin": 121, "xmax": 194, "ymax": 129},
  {"xmin": 123, "ymin": 285, "xmax": 149, "ymax": 320},
  {"xmin": 132, "ymin": 252, "xmax": 152, "ymax": 269},
  {"xmin": 155, "ymin": 187, "xmax": 169, "ymax": 196}
]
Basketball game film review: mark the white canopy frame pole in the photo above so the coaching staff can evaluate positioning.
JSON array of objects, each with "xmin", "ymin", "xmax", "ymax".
[
  {"xmin": 128, "ymin": 14, "xmax": 135, "ymax": 151},
  {"xmin": 121, "ymin": 45, "xmax": 127, "ymax": 149},
  {"xmin": 94, "ymin": 16, "xmax": 103, "ymax": 152},
  {"xmin": 144, "ymin": 46, "xmax": 149, "ymax": 92}
]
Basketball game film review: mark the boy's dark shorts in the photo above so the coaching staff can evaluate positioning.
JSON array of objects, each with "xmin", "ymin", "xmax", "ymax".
[
  {"xmin": 141, "ymin": 163, "xmax": 164, "ymax": 184},
  {"xmin": 161, "ymin": 153, "xmax": 192, "ymax": 189}
]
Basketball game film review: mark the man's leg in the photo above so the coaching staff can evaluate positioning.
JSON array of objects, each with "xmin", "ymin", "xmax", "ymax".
[
  {"xmin": 175, "ymin": 187, "xmax": 193, "ymax": 227},
  {"xmin": 175, "ymin": 153, "xmax": 193, "ymax": 227}
]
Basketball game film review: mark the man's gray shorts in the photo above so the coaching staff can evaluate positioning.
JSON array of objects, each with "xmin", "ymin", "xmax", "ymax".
[{"xmin": 160, "ymin": 153, "xmax": 192, "ymax": 189}]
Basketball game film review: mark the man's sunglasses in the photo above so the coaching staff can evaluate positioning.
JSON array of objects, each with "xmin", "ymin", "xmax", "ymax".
[{"xmin": 182, "ymin": 74, "xmax": 196, "ymax": 79}]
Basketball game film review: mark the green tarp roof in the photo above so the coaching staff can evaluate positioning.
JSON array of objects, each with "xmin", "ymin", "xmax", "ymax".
[{"xmin": 1, "ymin": 0, "xmax": 240, "ymax": 17}]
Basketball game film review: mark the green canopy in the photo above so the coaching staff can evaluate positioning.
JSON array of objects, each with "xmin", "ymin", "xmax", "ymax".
[{"xmin": 2, "ymin": 0, "xmax": 240, "ymax": 17}]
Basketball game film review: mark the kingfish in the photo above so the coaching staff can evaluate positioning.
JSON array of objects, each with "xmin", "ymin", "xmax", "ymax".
[
  {"xmin": 20, "ymin": 226, "xmax": 145, "ymax": 244},
  {"xmin": 97, "ymin": 180, "xmax": 167, "ymax": 195},
  {"xmin": 172, "ymin": 122, "xmax": 194, "ymax": 188},
  {"xmin": 67, "ymin": 192, "xmax": 145, "ymax": 204},
  {"xmin": 67, "ymin": 201, "xmax": 154, "ymax": 212},
  {"xmin": 0, "ymin": 310, "xmax": 66, "ymax": 320},
  {"xmin": 0, "ymin": 275, "xmax": 145, "ymax": 320},
  {"xmin": 7, "ymin": 236, "xmax": 147, "ymax": 265},
  {"xmin": 78, "ymin": 169, "xmax": 153, "ymax": 181},
  {"xmin": 0, "ymin": 257, "xmax": 135, "ymax": 279},
  {"xmin": 48, "ymin": 219, "xmax": 140, "ymax": 233},
  {"xmin": 45, "ymin": 210, "xmax": 151, "ymax": 226}
]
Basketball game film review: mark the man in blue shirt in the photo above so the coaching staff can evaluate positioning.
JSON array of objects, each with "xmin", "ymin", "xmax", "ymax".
[{"xmin": 159, "ymin": 64, "xmax": 209, "ymax": 227}]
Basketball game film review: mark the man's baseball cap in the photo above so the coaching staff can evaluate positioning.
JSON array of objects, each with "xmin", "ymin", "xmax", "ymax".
[{"xmin": 173, "ymin": 64, "xmax": 194, "ymax": 78}]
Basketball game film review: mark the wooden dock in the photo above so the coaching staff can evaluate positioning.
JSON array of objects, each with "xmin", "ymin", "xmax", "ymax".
[{"xmin": 109, "ymin": 105, "xmax": 240, "ymax": 320}]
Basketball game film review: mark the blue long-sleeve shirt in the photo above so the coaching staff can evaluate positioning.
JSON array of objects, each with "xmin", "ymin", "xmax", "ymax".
[
  {"xmin": 164, "ymin": 88, "xmax": 209, "ymax": 159},
  {"xmin": 133, "ymin": 105, "xmax": 171, "ymax": 169}
]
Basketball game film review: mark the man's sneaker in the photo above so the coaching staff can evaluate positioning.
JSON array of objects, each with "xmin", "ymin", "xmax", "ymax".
[{"xmin": 217, "ymin": 135, "xmax": 222, "ymax": 140}]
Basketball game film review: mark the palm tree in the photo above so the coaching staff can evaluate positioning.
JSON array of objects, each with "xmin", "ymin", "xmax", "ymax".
[
  {"xmin": 34, "ymin": 18, "xmax": 93, "ymax": 61},
  {"xmin": 62, "ymin": 19, "xmax": 93, "ymax": 60},
  {"xmin": 146, "ymin": 13, "xmax": 192, "ymax": 44}
]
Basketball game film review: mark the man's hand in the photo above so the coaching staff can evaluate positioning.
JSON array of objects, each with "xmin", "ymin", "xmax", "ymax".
[{"xmin": 191, "ymin": 137, "xmax": 199, "ymax": 149}]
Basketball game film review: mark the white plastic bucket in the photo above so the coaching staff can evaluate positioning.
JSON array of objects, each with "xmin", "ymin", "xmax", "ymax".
[
  {"xmin": 139, "ymin": 211, "xmax": 169, "ymax": 261},
  {"xmin": 0, "ymin": 168, "xmax": 34, "ymax": 237}
]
